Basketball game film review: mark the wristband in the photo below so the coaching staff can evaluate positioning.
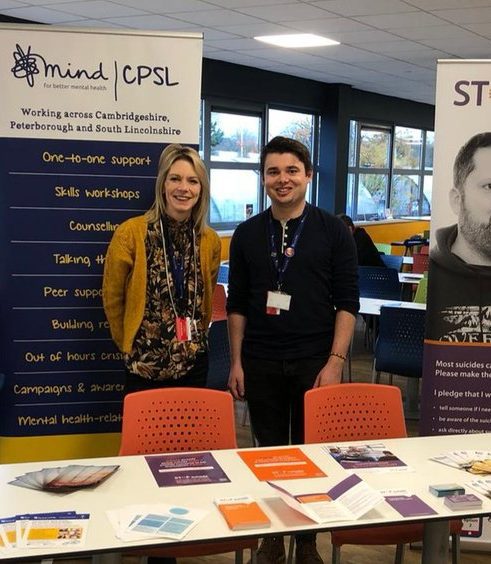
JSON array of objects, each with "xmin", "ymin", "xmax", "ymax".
[{"xmin": 329, "ymin": 352, "xmax": 347, "ymax": 361}]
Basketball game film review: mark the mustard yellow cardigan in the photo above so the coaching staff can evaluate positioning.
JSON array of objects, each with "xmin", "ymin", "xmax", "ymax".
[{"xmin": 102, "ymin": 215, "xmax": 221, "ymax": 353}]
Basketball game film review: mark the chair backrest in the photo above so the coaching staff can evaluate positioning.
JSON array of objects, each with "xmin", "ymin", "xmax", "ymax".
[
  {"xmin": 358, "ymin": 266, "xmax": 401, "ymax": 300},
  {"xmin": 374, "ymin": 242, "xmax": 392, "ymax": 255},
  {"xmin": 211, "ymin": 284, "xmax": 227, "ymax": 322},
  {"xmin": 380, "ymin": 254, "xmax": 403, "ymax": 271},
  {"xmin": 412, "ymin": 252, "xmax": 430, "ymax": 274},
  {"xmin": 413, "ymin": 275, "xmax": 428, "ymax": 304},
  {"xmin": 207, "ymin": 319, "xmax": 230, "ymax": 390},
  {"xmin": 217, "ymin": 263, "xmax": 229, "ymax": 284},
  {"xmin": 119, "ymin": 387, "xmax": 237, "ymax": 455},
  {"xmin": 374, "ymin": 306, "xmax": 425, "ymax": 378},
  {"xmin": 304, "ymin": 383, "xmax": 407, "ymax": 443},
  {"xmin": 420, "ymin": 244, "xmax": 429, "ymax": 255}
]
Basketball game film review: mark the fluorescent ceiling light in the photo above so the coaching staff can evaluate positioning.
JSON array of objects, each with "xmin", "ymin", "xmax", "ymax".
[{"xmin": 254, "ymin": 33, "xmax": 339, "ymax": 48}]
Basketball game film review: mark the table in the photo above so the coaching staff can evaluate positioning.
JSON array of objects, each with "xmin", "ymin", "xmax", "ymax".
[
  {"xmin": 359, "ymin": 297, "xmax": 426, "ymax": 316},
  {"xmin": 1, "ymin": 434, "xmax": 489, "ymax": 564}
]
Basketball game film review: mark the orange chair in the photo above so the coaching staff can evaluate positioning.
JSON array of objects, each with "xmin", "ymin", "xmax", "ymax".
[
  {"xmin": 412, "ymin": 252, "xmax": 430, "ymax": 274},
  {"xmin": 211, "ymin": 283, "xmax": 227, "ymax": 322},
  {"xmin": 120, "ymin": 387, "xmax": 257, "ymax": 563},
  {"xmin": 303, "ymin": 384, "xmax": 462, "ymax": 564}
]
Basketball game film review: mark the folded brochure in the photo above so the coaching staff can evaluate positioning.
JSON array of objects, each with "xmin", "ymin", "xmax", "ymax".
[{"xmin": 268, "ymin": 474, "xmax": 383, "ymax": 523}]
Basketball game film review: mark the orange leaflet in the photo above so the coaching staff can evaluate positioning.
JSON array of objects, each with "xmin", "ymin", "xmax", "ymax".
[{"xmin": 238, "ymin": 447, "xmax": 326, "ymax": 481}]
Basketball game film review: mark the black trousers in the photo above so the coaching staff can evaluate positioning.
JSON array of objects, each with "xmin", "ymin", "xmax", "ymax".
[
  {"xmin": 243, "ymin": 355, "xmax": 328, "ymax": 446},
  {"xmin": 243, "ymin": 355, "xmax": 329, "ymax": 546}
]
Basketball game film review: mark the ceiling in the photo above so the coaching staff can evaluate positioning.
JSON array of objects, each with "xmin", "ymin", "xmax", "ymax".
[{"xmin": 2, "ymin": 0, "xmax": 491, "ymax": 105}]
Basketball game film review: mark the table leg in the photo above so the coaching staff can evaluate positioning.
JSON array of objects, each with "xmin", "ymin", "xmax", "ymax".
[{"xmin": 422, "ymin": 520, "xmax": 450, "ymax": 564}]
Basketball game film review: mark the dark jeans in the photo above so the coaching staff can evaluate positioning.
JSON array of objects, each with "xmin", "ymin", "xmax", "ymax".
[
  {"xmin": 243, "ymin": 355, "xmax": 329, "ymax": 546},
  {"xmin": 124, "ymin": 352, "xmax": 208, "ymax": 395}
]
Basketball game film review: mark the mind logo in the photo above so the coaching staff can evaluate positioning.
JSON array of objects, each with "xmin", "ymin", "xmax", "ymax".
[{"xmin": 11, "ymin": 44, "xmax": 40, "ymax": 87}]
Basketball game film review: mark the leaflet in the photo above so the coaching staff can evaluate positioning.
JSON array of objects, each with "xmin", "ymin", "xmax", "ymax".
[
  {"xmin": 9, "ymin": 464, "xmax": 120, "ymax": 492},
  {"xmin": 239, "ymin": 448, "xmax": 325, "ymax": 481},
  {"xmin": 145, "ymin": 452, "xmax": 229, "ymax": 487},
  {"xmin": 430, "ymin": 450, "xmax": 491, "ymax": 475},
  {"xmin": 268, "ymin": 474, "xmax": 383, "ymax": 523},
  {"xmin": 467, "ymin": 477, "xmax": 491, "ymax": 499},
  {"xmin": 0, "ymin": 512, "xmax": 89, "ymax": 552},
  {"xmin": 107, "ymin": 503, "xmax": 208, "ymax": 542},
  {"xmin": 324, "ymin": 443, "xmax": 408, "ymax": 472}
]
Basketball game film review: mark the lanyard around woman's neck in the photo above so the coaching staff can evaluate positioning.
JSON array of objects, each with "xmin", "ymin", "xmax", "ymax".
[{"xmin": 160, "ymin": 217, "xmax": 198, "ymax": 321}]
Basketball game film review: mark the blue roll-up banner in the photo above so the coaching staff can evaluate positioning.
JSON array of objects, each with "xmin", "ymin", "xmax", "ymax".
[{"xmin": 0, "ymin": 25, "xmax": 202, "ymax": 462}]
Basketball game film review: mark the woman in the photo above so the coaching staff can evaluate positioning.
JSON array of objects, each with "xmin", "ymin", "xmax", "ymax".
[{"xmin": 103, "ymin": 144, "xmax": 221, "ymax": 393}]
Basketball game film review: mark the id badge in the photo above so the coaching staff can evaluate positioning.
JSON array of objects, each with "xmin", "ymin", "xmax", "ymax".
[
  {"xmin": 176, "ymin": 317, "xmax": 191, "ymax": 341},
  {"xmin": 266, "ymin": 290, "xmax": 291, "ymax": 314}
]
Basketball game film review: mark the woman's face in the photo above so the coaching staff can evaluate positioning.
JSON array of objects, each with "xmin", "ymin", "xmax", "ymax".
[{"xmin": 164, "ymin": 158, "xmax": 201, "ymax": 221}]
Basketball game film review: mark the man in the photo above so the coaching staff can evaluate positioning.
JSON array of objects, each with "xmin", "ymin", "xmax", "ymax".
[
  {"xmin": 227, "ymin": 137, "xmax": 359, "ymax": 564},
  {"xmin": 338, "ymin": 213, "xmax": 386, "ymax": 267},
  {"xmin": 428, "ymin": 131, "xmax": 491, "ymax": 342}
]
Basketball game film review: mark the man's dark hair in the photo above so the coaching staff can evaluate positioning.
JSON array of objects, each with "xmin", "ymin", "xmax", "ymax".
[
  {"xmin": 454, "ymin": 131, "xmax": 491, "ymax": 194},
  {"xmin": 260, "ymin": 136, "xmax": 313, "ymax": 177},
  {"xmin": 337, "ymin": 213, "xmax": 355, "ymax": 229}
]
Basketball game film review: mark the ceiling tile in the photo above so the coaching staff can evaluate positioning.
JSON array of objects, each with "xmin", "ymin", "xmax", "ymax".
[
  {"xmin": 169, "ymin": 9, "xmax": 262, "ymax": 26},
  {"xmin": 236, "ymin": 2, "xmax": 337, "ymax": 21},
  {"xmin": 105, "ymin": 14, "xmax": 200, "ymax": 29},
  {"xmin": 206, "ymin": 0, "xmax": 290, "ymax": 6},
  {"xmin": 47, "ymin": 0, "xmax": 147, "ymax": 18},
  {"xmin": 354, "ymin": 11, "xmax": 447, "ymax": 29},
  {"xmin": 110, "ymin": 0, "xmax": 218, "ymax": 13},
  {"xmin": 287, "ymin": 16, "xmax": 372, "ymax": 34},
  {"xmin": 0, "ymin": 0, "xmax": 26, "ymax": 8},
  {"xmin": 406, "ymin": 0, "xmax": 491, "ymax": 8},
  {"xmin": 389, "ymin": 23, "xmax": 484, "ymax": 40},
  {"xmin": 431, "ymin": 6, "xmax": 491, "ymax": 23},
  {"xmin": 311, "ymin": 0, "xmax": 414, "ymax": 17},
  {"xmin": 355, "ymin": 39, "xmax": 434, "ymax": 53},
  {"xmin": 463, "ymin": 21, "xmax": 491, "ymax": 36}
]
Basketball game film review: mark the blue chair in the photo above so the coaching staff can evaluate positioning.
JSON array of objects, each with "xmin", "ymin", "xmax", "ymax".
[
  {"xmin": 380, "ymin": 254, "xmax": 403, "ymax": 271},
  {"xmin": 358, "ymin": 266, "xmax": 401, "ymax": 300},
  {"xmin": 372, "ymin": 306, "xmax": 425, "ymax": 384},
  {"xmin": 206, "ymin": 320, "xmax": 230, "ymax": 390},
  {"xmin": 217, "ymin": 263, "xmax": 229, "ymax": 284}
]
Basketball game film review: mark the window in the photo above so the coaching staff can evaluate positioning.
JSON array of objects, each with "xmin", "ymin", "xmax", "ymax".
[
  {"xmin": 201, "ymin": 102, "xmax": 319, "ymax": 230},
  {"xmin": 347, "ymin": 121, "xmax": 433, "ymax": 220}
]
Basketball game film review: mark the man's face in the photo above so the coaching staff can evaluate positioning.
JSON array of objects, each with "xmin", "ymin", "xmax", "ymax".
[
  {"xmin": 451, "ymin": 146, "xmax": 491, "ymax": 261},
  {"xmin": 263, "ymin": 152, "xmax": 312, "ymax": 211}
]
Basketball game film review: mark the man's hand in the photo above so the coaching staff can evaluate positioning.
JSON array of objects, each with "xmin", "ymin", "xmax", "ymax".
[
  {"xmin": 313, "ymin": 355, "xmax": 344, "ymax": 388},
  {"xmin": 228, "ymin": 363, "xmax": 245, "ymax": 400}
]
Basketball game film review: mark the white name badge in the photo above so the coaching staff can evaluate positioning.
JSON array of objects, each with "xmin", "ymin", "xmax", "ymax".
[{"xmin": 267, "ymin": 290, "xmax": 291, "ymax": 311}]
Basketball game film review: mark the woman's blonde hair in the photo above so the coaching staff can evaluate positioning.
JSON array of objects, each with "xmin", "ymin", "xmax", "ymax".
[{"xmin": 145, "ymin": 144, "xmax": 210, "ymax": 234}]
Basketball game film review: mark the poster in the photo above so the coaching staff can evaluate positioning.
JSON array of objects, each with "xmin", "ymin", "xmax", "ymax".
[{"xmin": 0, "ymin": 25, "xmax": 202, "ymax": 462}]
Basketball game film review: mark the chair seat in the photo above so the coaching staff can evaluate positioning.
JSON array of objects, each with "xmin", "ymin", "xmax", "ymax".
[{"xmin": 332, "ymin": 519, "xmax": 463, "ymax": 547}]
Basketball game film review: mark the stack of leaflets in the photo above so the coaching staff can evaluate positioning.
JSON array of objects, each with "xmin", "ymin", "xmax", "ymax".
[
  {"xmin": 468, "ymin": 477, "xmax": 491, "ymax": 499},
  {"xmin": 0, "ymin": 511, "xmax": 89, "ymax": 553},
  {"xmin": 215, "ymin": 495, "xmax": 271, "ymax": 530},
  {"xmin": 268, "ymin": 474, "xmax": 383, "ymax": 523},
  {"xmin": 323, "ymin": 443, "xmax": 408, "ymax": 471},
  {"xmin": 430, "ymin": 450, "xmax": 491, "ymax": 475},
  {"xmin": 381, "ymin": 490, "xmax": 437, "ymax": 517},
  {"xmin": 444, "ymin": 494, "xmax": 483, "ymax": 510},
  {"xmin": 106, "ymin": 504, "xmax": 208, "ymax": 542},
  {"xmin": 9, "ymin": 464, "xmax": 120, "ymax": 492}
]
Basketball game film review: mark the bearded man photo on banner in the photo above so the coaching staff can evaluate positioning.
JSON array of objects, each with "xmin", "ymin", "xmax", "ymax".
[{"xmin": 427, "ymin": 131, "xmax": 491, "ymax": 343}]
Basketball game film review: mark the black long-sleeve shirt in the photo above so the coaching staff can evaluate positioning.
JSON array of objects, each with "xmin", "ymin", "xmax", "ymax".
[{"xmin": 227, "ymin": 205, "xmax": 359, "ymax": 359}]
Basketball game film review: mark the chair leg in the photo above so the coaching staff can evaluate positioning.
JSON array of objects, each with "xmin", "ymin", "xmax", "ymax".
[
  {"xmin": 395, "ymin": 543, "xmax": 405, "ymax": 564},
  {"xmin": 371, "ymin": 358, "xmax": 378, "ymax": 383},
  {"xmin": 235, "ymin": 548, "xmax": 244, "ymax": 564},
  {"xmin": 451, "ymin": 532, "xmax": 461, "ymax": 564},
  {"xmin": 332, "ymin": 544, "xmax": 341, "ymax": 564},
  {"xmin": 286, "ymin": 535, "xmax": 295, "ymax": 564}
]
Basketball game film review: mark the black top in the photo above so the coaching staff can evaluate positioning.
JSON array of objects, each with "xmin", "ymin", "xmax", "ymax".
[
  {"xmin": 227, "ymin": 205, "xmax": 359, "ymax": 359},
  {"xmin": 353, "ymin": 227, "xmax": 386, "ymax": 267},
  {"xmin": 427, "ymin": 224, "xmax": 491, "ymax": 342}
]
